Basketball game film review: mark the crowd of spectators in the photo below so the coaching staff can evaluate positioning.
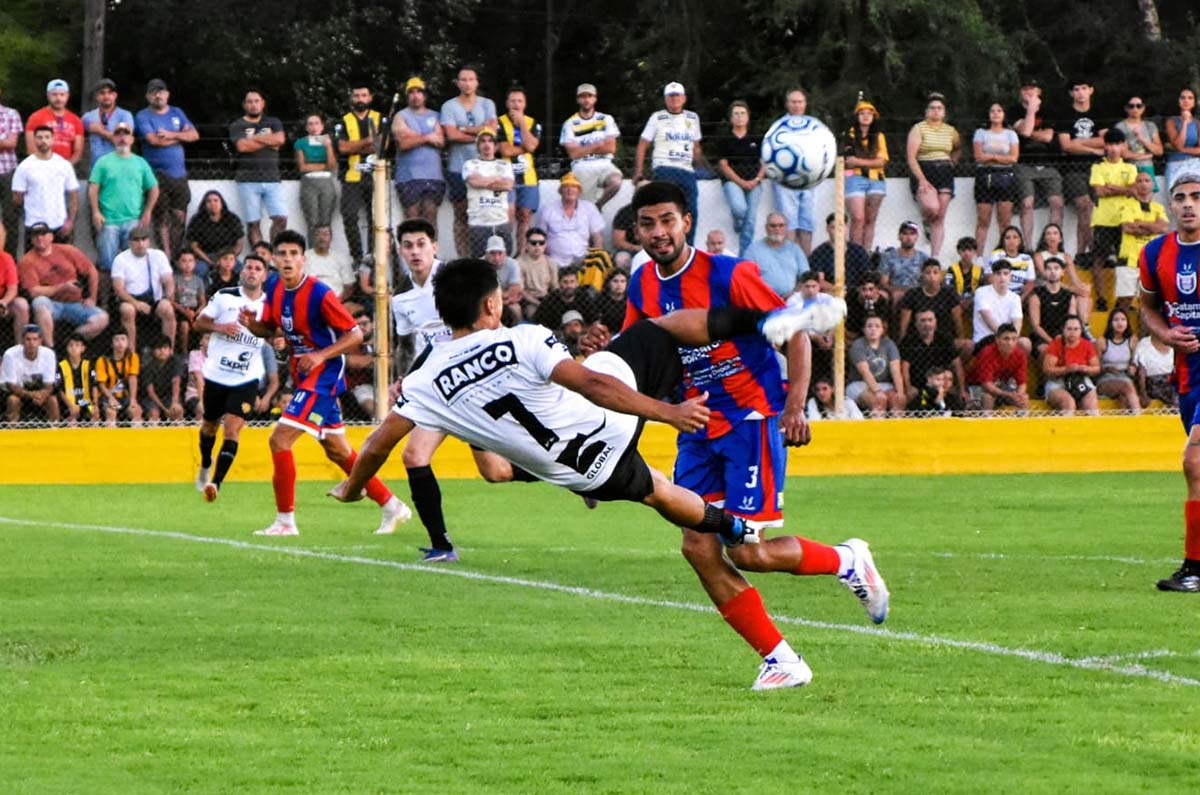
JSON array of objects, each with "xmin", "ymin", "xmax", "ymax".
[{"xmin": 1, "ymin": 69, "xmax": 1197, "ymax": 426}]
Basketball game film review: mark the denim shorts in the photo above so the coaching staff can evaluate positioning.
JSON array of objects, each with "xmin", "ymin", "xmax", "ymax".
[
  {"xmin": 237, "ymin": 181, "xmax": 287, "ymax": 222},
  {"xmin": 845, "ymin": 174, "xmax": 887, "ymax": 197}
]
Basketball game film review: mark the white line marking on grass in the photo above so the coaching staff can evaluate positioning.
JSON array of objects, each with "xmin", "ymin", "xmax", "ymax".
[
  {"xmin": 929, "ymin": 551, "xmax": 1177, "ymax": 566},
  {"xmin": 2, "ymin": 515, "xmax": 1198, "ymax": 688}
]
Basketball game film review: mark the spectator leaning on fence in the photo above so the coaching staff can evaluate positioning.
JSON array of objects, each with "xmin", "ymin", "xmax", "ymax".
[
  {"xmin": 136, "ymin": 79, "xmax": 197, "ymax": 262},
  {"xmin": 88, "ymin": 120, "xmax": 159, "ymax": 295},
  {"xmin": 716, "ymin": 100, "xmax": 765, "ymax": 257},
  {"xmin": 293, "ymin": 112, "xmax": 337, "ymax": 241},
  {"xmin": 560, "ymin": 83, "xmax": 623, "ymax": 210},
  {"xmin": 843, "ymin": 96, "xmax": 888, "ymax": 251},
  {"xmin": 229, "ymin": 89, "xmax": 287, "ymax": 246},
  {"xmin": 1009, "ymin": 78, "xmax": 1064, "ymax": 247},
  {"xmin": 2, "ymin": 323, "xmax": 58, "ymax": 424},
  {"xmin": 392, "ymin": 76, "xmax": 446, "ymax": 228}
]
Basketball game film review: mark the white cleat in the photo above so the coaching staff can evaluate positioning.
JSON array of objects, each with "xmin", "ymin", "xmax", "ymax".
[
  {"xmin": 375, "ymin": 496, "xmax": 413, "ymax": 535},
  {"xmin": 761, "ymin": 297, "xmax": 848, "ymax": 345},
  {"xmin": 837, "ymin": 538, "xmax": 890, "ymax": 624},
  {"xmin": 751, "ymin": 657, "xmax": 813, "ymax": 691},
  {"xmin": 254, "ymin": 521, "xmax": 299, "ymax": 537},
  {"xmin": 195, "ymin": 465, "xmax": 211, "ymax": 492}
]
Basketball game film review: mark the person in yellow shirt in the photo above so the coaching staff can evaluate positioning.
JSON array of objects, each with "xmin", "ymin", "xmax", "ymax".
[
  {"xmin": 1115, "ymin": 171, "xmax": 1169, "ymax": 310},
  {"xmin": 1088, "ymin": 128, "xmax": 1137, "ymax": 311}
]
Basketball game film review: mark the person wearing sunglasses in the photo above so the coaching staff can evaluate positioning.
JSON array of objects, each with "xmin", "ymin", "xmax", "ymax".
[
  {"xmin": 1114, "ymin": 95, "xmax": 1163, "ymax": 191},
  {"xmin": 517, "ymin": 227, "xmax": 558, "ymax": 320}
]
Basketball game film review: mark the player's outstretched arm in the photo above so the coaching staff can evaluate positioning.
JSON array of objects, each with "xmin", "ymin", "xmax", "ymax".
[
  {"xmin": 329, "ymin": 412, "xmax": 415, "ymax": 502},
  {"xmin": 549, "ymin": 359, "xmax": 710, "ymax": 433},
  {"xmin": 237, "ymin": 307, "xmax": 272, "ymax": 339}
]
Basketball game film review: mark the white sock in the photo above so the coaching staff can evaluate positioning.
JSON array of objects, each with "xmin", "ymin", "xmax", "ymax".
[
  {"xmin": 835, "ymin": 545, "xmax": 853, "ymax": 577},
  {"xmin": 766, "ymin": 640, "xmax": 800, "ymax": 664},
  {"xmin": 276, "ymin": 511, "xmax": 295, "ymax": 525}
]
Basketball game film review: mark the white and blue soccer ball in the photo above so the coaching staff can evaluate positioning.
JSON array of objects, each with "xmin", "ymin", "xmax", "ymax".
[{"xmin": 761, "ymin": 115, "xmax": 837, "ymax": 190}]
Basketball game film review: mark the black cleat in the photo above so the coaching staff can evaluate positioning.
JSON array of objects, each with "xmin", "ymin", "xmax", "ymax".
[{"xmin": 1156, "ymin": 568, "xmax": 1200, "ymax": 592}]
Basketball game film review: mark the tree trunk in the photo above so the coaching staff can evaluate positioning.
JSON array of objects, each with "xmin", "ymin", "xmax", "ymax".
[
  {"xmin": 82, "ymin": 0, "xmax": 106, "ymax": 113},
  {"xmin": 1136, "ymin": 0, "xmax": 1161, "ymax": 42}
]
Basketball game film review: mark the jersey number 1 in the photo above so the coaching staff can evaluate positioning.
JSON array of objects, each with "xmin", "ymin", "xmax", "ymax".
[{"xmin": 484, "ymin": 393, "xmax": 608, "ymax": 476}]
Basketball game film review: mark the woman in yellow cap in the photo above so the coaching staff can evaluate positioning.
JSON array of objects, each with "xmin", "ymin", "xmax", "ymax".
[{"xmin": 842, "ymin": 96, "xmax": 888, "ymax": 250}]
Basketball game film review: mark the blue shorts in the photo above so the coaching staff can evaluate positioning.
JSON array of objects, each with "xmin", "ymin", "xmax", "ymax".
[
  {"xmin": 511, "ymin": 184, "xmax": 540, "ymax": 212},
  {"xmin": 1180, "ymin": 390, "xmax": 1200, "ymax": 435},
  {"xmin": 279, "ymin": 389, "xmax": 345, "ymax": 439},
  {"xmin": 237, "ymin": 182, "xmax": 287, "ymax": 223},
  {"xmin": 845, "ymin": 174, "xmax": 887, "ymax": 198},
  {"xmin": 674, "ymin": 416, "xmax": 786, "ymax": 527},
  {"xmin": 445, "ymin": 170, "xmax": 468, "ymax": 203},
  {"xmin": 772, "ymin": 183, "xmax": 815, "ymax": 233},
  {"xmin": 30, "ymin": 296, "xmax": 105, "ymax": 326}
]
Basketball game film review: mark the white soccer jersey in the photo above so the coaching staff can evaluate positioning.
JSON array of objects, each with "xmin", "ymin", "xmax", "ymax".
[
  {"xmin": 391, "ymin": 261, "xmax": 450, "ymax": 356},
  {"xmin": 640, "ymin": 110, "xmax": 702, "ymax": 171},
  {"xmin": 559, "ymin": 111, "xmax": 621, "ymax": 162},
  {"xmin": 199, "ymin": 287, "xmax": 266, "ymax": 385},
  {"xmin": 394, "ymin": 324, "xmax": 639, "ymax": 492},
  {"xmin": 462, "ymin": 158, "xmax": 514, "ymax": 227}
]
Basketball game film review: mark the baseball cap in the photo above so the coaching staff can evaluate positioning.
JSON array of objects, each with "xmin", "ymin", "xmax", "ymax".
[
  {"xmin": 1020, "ymin": 77, "xmax": 1041, "ymax": 88},
  {"xmin": 146, "ymin": 78, "xmax": 168, "ymax": 93},
  {"xmin": 899, "ymin": 220, "xmax": 920, "ymax": 234},
  {"xmin": 576, "ymin": 83, "xmax": 597, "ymax": 96},
  {"xmin": 476, "ymin": 127, "xmax": 497, "ymax": 141},
  {"xmin": 559, "ymin": 172, "xmax": 582, "ymax": 189},
  {"xmin": 94, "ymin": 78, "xmax": 116, "ymax": 93},
  {"xmin": 404, "ymin": 76, "xmax": 426, "ymax": 92},
  {"xmin": 663, "ymin": 82, "xmax": 685, "ymax": 97},
  {"xmin": 485, "ymin": 235, "xmax": 507, "ymax": 253},
  {"xmin": 46, "ymin": 79, "xmax": 69, "ymax": 93},
  {"xmin": 129, "ymin": 225, "xmax": 152, "ymax": 240},
  {"xmin": 28, "ymin": 222, "xmax": 53, "ymax": 236},
  {"xmin": 561, "ymin": 310, "xmax": 584, "ymax": 326}
]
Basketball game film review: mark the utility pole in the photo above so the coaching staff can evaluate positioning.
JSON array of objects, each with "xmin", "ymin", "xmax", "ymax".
[{"xmin": 82, "ymin": 0, "xmax": 106, "ymax": 108}]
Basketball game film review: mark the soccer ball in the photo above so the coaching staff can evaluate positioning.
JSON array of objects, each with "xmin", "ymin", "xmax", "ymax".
[{"xmin": 761, "ymin": 115, "xmax": 837, "ymax": 190}]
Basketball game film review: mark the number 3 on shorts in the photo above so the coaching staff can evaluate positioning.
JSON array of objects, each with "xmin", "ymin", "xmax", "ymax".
[{"xmin": 745, "ymin": 465, "xmax": 759, "ymax": 489}]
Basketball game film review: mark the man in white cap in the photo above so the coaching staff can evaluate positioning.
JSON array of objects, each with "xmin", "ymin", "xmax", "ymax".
[
  {"xmin": 634, "ymin": 81, "xmax": 704, "ymax": 243},
  {"xmin": 557, "ymin": 308, "xmax": 586, "ymax": 357},
  {"xmin": 25, "ymin": 79, "xmax": 83, "ymax": 166},
  {"xmin": 560, "ymin": 83, "xmax": 624, "ymax": 209},
  {"xmin": 483, "ymin": 234, "xmax": 522, "ymax": 324}
]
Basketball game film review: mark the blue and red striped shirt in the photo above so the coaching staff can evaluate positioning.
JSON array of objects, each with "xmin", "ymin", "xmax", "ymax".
[
  {"xmin": 1139, "ymin": 232, "xmax": 1200, "ymax": 394},
  {"xmin": 624, "ymin": 249, "xmax": 786, "ymax": 439},
  {"xmin": 261, "ymin": 274, "xmax": 358, "ymax": 395}
]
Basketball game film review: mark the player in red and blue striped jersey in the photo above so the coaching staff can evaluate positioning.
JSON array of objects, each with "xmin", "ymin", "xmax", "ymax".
[
  {"xmin": 239, "ymin": 230, "xmax": 410, "ymax": 537},
  {"xmin": 1139, "ymin": 172, "xmax": 1200, "ymax": 592},
  {"xmin": 622, "ymin": 181, "xmax": 888, "ymax": 688}
]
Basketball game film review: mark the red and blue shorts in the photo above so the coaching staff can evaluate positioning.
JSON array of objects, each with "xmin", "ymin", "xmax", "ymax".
[
  {"xmin": 674, "ymin": 416, "xmax": 786, "ymax": 527},
  {"xmin": 279, "ymin": 389, "xmax": 345, "ymax": 439}
]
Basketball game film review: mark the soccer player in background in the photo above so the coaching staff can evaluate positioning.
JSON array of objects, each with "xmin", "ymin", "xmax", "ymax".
[
  {"xmin": 332, "ymin": 257, "xmax": 887, "ymax": 689},
  {"xmin": 1138, "ymin": 172, "xmax": 1200, "ymax": 592},
  {"xmin": 621, "ymin": 181, "xmax": 883, "ymax": 688},
  {"xmin": 239, "ymin": 230, "xmax": 410, "ymax": 536},
  {"xmin": 192, "ymin": 254, "xmax": 269, "ymax": 501}
]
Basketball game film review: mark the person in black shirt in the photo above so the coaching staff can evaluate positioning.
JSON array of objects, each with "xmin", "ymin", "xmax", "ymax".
[
  {"xmin": 228, "ymin": 89, "xmax": 287, "ymax": 245},
  {"xmin": 1008, "ymin": 78, "xmax": 1065, "ymax": 246},
  {"xmin": 845, "ymin": 271, "xmax": 892, "ymax": 342},
  {"xmin": 809, "ymin": 212, "xmax": 871, "ymax": 291},
  {"xmin": 533, "ymin": 266, "xmax": 596, "ymax": 329},
  {"xmin": 610, "ymin": 202, "xmax": 640, "ymax": 270},
  {"xmin": 1056, "ymin": 79, "xmax": 1107, "ymax": 256},
  {"xmin": 899, "ymin": 309, "xmax": 966, "ymax": 405},
  {"xmin": 896, "ymin": 258, "xmax": 964, "ymax": 344},
  {"xmin": 715, "ymin": 101, "xmax": 765, "ymax": 256},
  {"xmin": 186, "ymin": 190, "xmax": 244, "ymax": 279},
  {"xmin": 1027, "ymin": 255, "xmax": 1077, "ymax": 356}
]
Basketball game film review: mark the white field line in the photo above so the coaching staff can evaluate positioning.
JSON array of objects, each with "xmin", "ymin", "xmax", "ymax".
[{"xmin": 1, "ymin": 515, "xmax": 1196, "ymax": 688}]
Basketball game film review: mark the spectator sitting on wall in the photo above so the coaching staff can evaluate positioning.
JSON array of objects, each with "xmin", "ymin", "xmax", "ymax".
[
  {"xmin": 878, "ymin": 220, "xmax": 929, "ymax": 304},
  {"xmin": 967, "ymin": 322, "xmax": 1029, "ymax": 415},
  {"xmin": 186, "ymin": 190, "xmax": 244, "ymax": 279},
  {"xmin": 900, "ymin": 308, "xmax": 966, "ymax": 406},
  {"xmin": 95, "ymin": 329, "xmax": 142, "ymax": 426},
  {"xmin": 56, "ymin": 333, "xmax": 97, "ymax": 425},
  {"xmin": 18, "ymin": 223, "xmax": 109, "ymax": 347},
  {"xmin": 518, "ymin": 227, "xmax": 557, "ymax": 320},
  {"xmin": 846, "ymin": 314, "xmax": 906, "ymax": 418},
  {"xmin": 806, "ymin": 376, "xmax": 864, "ymax": 420},
  {"xmin": 139, "ymin": 335, "xmax": 185, "ymax": 423},
  {"xmin": 2, "ymin": 323, "xmax": 59, "ymax": 424},
  {"xmin": 1041, "ymin": 314, "xmax": 1101, "ymax": 416},
  {"xmin": 534, "ymin": 172, "xmax": 605, "ymax": 268},
  {"xmin": 111, "ymin": 225, "xmax": 176, "ymax": 353}
]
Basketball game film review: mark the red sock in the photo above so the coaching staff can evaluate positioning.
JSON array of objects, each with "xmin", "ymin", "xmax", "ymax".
[
  {"xmin": 718, "ymin": 587, "xmax": 783, "ymax": 657},
  {"xmin": 794, "ymin": 537, "xmax": 840, "ymax": 575},
  {"xmin": 272, "ymin": 449, "xmax": 296, "ymax": 513},
  {"xmin": 1185, "ymin": 500, "xmax": 1200, "ymax": 560},
  {"xmin": 341, "ymin": 450, "xmax": 394, "ymax": 506}
]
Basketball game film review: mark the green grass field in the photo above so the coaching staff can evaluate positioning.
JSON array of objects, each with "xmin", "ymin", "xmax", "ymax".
[{"xmin": 2, "ymin": 473, "xmax": 1197, "ymax": 793}]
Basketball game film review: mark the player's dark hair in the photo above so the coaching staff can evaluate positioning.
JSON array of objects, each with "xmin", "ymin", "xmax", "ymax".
[
  {"xmin": 33, "ymin": 125, "xmax": 53, "ymax": 136},
  {"xmin": 434, "ymin": 258, "xmax": 500, "ymax": 330},
  {"xmin": 956, "ymin": 236, "xmax": 978, "ymax": 252},
  {"xmin": 1104, "ymin": 128, "xmax": 1126, "ymax": 145},
  {"xmin": 397, "ymin": 218, "xmax": 437, "ymax": 242},
  {"xmin": 631, "ymin": 181, "xmax": 688, "ymax": 217},
  {"xmin": 243, "ymin": 254, "xmax": 267, "ymax": 269},
  {"xmin": 272, "ymin": 229, "xmax": 307, "ymax": 252}
]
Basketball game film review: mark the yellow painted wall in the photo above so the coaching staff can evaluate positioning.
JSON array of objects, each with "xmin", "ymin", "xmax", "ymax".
[{"xmin": 0, "ymin": 415, "xmax": 1182, "ymax": 485}]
